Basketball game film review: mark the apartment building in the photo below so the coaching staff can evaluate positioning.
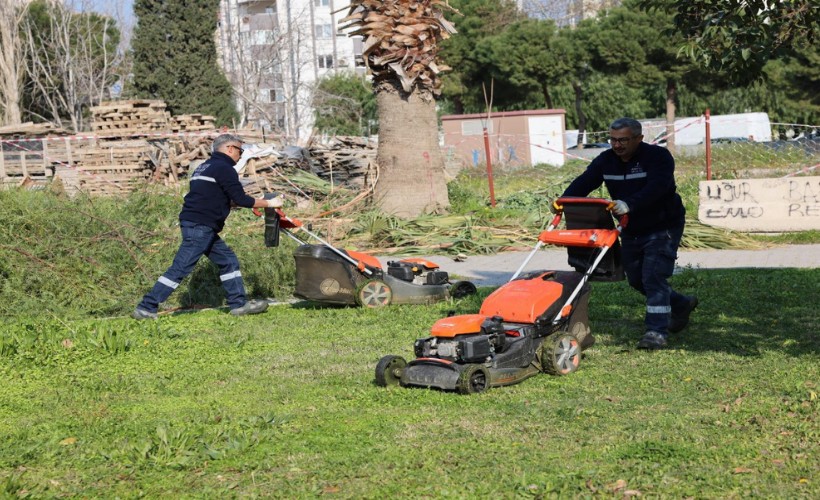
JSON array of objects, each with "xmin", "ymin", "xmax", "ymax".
[{"xmin": 217, "ymin": 0, "xmax": 365, "ymax": 141}]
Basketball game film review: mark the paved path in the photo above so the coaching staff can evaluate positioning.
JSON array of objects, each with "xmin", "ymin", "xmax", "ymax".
[{"xmin": 378, "ymin": 244, "xmax": 820, "ymax": 286}]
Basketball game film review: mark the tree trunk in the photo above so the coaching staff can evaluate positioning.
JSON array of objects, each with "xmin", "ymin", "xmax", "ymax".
[
  {"xmin": 665, "ymin": 79, "xmax": 677, "ymax": 152},
  {"xmin": 573, "ymin": 81, "xmax": 586, "ymax": 143},
  {"xmin": 374, "ymin": 81, "xmax": 450, "ymax": 217},
  {"xmin": 541, "ymin": 82, "xmax": 553, "ymax": 110},
  {"xmin": 0, "ymin": 0, "xmax": 24, "ymax": 126},
  {"xmin": 452, "ymin": 95, "xmax": 464, "ymax": 115}
]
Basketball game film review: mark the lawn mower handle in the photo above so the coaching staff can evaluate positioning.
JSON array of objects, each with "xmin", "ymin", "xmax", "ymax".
[
  {"xmin": 509, "ymin": 199, "xmax": 626, "ymax": 282},
  {"xmin": 255, "ymin": 201, "xmax": 375, "ymax": 277},
  {"xmin": 509, "ymin": 214, "xmax": 561, "ymax": 281}
]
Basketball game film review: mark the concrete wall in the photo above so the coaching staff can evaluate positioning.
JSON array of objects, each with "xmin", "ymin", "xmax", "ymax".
[
  {"xmin": 699, "ymin": 176, "xmax": 820, "ymax": 231},
  {"xmin": 441, "ymin": 109, "xmax": 566, "ymax": 169}
]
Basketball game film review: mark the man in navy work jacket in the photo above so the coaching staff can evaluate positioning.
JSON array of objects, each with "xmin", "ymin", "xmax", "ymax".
[
  {"xmin": 133, "ymin": 133, "xmax": 283, "ymax": 320},
  {"xmin": 561, "ymin": 117, "xmax": 698, "ymax": 349}
]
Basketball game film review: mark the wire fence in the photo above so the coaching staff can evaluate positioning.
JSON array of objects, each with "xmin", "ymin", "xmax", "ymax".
[
  {"xmin": 443, "ymin": 119, "xmax": 819, "ymax": 180},
  {"xmin": 584, "ymin": 120, "xmax": 819, "ymax": 179},
  {"xmin": 1, "ymin": 119, "xmax": 818, "ymax": 198}
]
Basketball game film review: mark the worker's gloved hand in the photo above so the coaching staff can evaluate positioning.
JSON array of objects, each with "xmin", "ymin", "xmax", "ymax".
[
  {"xmin": 266, "ymin": 195, "xmax": 284, "ymax": 208},
  {"xmin": 610, "ymin": 200, "xmax": 629, "ymax": 215},
  {"xmin": 549, "ymin": 199, "xmax": 563, "ymax": 214}
]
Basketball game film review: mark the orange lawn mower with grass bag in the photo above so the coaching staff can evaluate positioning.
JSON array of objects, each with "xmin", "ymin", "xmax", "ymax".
[
  {"xmin": 374, "ymin": 197, "xmax": 627, "ymax": 394},
  {"xmin": 256, "ymin": 195, "xmax": 477, "ymax": 307}
]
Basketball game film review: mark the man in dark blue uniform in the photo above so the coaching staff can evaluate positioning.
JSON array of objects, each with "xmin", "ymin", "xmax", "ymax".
[
  {"xmin": 133, "ymin": 133, "xmax": 283, "ymax": 319},
  {"xmin": 562, "ymin": 118, "xmax": 698, "ymax": 349}
]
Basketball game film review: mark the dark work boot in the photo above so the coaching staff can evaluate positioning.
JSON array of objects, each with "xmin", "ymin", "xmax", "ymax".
[
  {"xmin": 132, "ymin": 308, "xmax": 158, "ymax": 320},
  {"xmin": 637, "ymin": 330, "xmax": 668, "ymax": 350},
  {"xmin": 229, "ymin": 299, "xmax": 269, "ymax": 316},
  {"xmin": 669, "ymin": 296, "xmax": 698, "ymax": 333}
]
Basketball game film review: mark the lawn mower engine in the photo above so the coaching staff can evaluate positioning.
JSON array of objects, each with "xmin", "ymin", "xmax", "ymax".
[
  {"xmin": 413, "ymin": 315, "xmax": 509, "ymax": 363},
  {"xmin": 386, "ymin": 259, "xmax": 450, "ymax": 286}
]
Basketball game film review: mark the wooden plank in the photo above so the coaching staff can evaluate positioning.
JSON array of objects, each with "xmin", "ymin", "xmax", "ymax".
[
  {"xmin": 66, "ymin": 137, "xmax": 74, "ymax": 169},
  {"xmin": 78, "ymin": 148, "xmax": 146, "ymax": 155},
  {"xmin": 77, "ymin": 165, "xmax": 148, "ymax": 172},
  {"xmin": 2, "ymin": 163, "xmax": 49, "ymax": 176},
  {"xmin": 80, "ymin": 175, "xmax": 145, "ymax": 183},
  {"xmin": 42, "ymin": 139, "xmax": 51, "ymax": 177}
]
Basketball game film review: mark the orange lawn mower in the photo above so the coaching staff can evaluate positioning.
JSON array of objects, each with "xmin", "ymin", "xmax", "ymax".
[
  {"xmin": 259, "ymin": 200, "xmax": 477, "ymax": 307},
  {"xmin": 374, "ymin": 197, "xmax": 627, "ymax": 394}
]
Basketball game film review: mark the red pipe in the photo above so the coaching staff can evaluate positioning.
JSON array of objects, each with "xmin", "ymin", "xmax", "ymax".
[
  {"xmin": 705, "ymin": 108, "xmax": 712, "ymax": 180},
  {"xmin": 483, "ymin": 126, "xmax": 496, "ymax": 208}
]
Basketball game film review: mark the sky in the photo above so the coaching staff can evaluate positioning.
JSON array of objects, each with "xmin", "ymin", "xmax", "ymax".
[{"xmin": 86, "ymin": 0, "xmax": 135, "ymax": 25}]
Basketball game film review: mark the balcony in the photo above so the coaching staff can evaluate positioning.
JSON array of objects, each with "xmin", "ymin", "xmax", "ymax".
[{"xmin": 238, "ymin": 12, "xmax": 278, "ymax": 32}]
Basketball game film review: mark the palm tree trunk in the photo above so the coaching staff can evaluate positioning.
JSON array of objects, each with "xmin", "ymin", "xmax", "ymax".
[{"xmin": 374, "ymin": 81, "xmax": 450, "ymax": 217}]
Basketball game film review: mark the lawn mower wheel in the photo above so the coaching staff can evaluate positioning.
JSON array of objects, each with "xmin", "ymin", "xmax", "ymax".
[
  {"xmin": 541, "ymin": 332, "xmax": 581, "ymax": 375},
  {"xmin": 375, "ymin": 355, "xmax": 406, "ymax": 387}
]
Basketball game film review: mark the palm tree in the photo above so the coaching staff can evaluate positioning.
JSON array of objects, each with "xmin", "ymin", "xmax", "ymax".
[{"xmin": 340, "ymin": 0, "xmax": 458, "ymax": 217}]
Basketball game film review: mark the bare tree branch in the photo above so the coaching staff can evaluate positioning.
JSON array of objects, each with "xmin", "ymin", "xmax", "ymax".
[{"xmin": 20, "ymin": 0, "xmax": 123, "ymax": 132}]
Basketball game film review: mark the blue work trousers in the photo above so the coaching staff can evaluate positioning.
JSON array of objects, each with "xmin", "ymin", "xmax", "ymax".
[
  {"xmin": 620, "ymin": 226, "xmax": 689, "ymax": 334},
  {"xmin": 137, "ymin": 221, "xmax": 246, "ymax": 312}
]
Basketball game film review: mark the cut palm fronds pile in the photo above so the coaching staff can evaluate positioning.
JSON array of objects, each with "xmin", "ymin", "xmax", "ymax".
[
  {"xmin": 681, "ymin": 219, "xmax": 767, "ymax": 250},
  {"xmin": 316, "ymin": 212, "xmax": 770, "ymax": 255},
  {"xmin": 342, "ymin": 211, "xmax": 534, "ymax": 255}
]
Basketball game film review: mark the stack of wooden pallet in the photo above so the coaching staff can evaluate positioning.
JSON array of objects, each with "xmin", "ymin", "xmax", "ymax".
[
  {"xmin": 56, "ymin": 139, "xmax": 153, "ymax": 195},
  {"xmin": 90, "ymin": 100, "xmax": 171, "ymax": 137},
  {"xmin": 309, "ymin": 136, "xmax": 376, "ymax": 188},
  {"xmin": 233, "ymin": 135, "xmax": 376, "ymax": 199},
  {"xmin": 0, "ymin": 122, "xmax": 67, "ymax": 137},
  {"xmin": 3, "ymin": 106, "xmax": 377, "ymax": 199},
  {"xmin": 170, "ymin": 114, "xmax": 216, "ymax": 132},
  {"xmin": 0, "ymin": 123, "xmax": 71, "ymax": 187},
  {"xmin": 145, "ymin": 136, "xmax": 213, "ymax": 182}
]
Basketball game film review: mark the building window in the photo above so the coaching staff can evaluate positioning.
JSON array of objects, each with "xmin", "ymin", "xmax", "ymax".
[
  {"xmin": 250, "ymin": 30, "xmax": 277, "ymax": 45},
  {"xmin": 258, "ymin": 88, "xmax": 285, "ymax": 103},
  {"xmin": 317, "ymin": 54, "xmax": 334, "ymax": 69},
  {"xmin": 314, "ymin": 0, "xmax": 330, "ymax": 6},
  {"xmin": 315, "ymin": 23, "xmax": 332, "ymax": 39}
]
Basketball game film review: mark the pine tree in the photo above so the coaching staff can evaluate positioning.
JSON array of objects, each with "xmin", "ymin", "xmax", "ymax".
[{"xmin": 132, "ymin": 0, "xmax": 237, "ymax": 126}]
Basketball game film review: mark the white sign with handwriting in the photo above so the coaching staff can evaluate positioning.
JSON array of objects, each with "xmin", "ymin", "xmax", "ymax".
[{"xmin": 698, "ymin": 176, "xmax": 820, "ymax": 232}]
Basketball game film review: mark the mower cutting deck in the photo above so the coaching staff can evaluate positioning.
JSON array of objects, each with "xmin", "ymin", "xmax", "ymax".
[
  {"xmin": 375, "ymin": 197, "xmax": 626, "ymax": 394},
  {"xmin": 263, "ymin": 205, "xmax": 476, "ymax": 307}
]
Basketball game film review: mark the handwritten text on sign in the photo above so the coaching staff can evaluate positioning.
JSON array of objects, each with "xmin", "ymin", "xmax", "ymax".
[{"xmin": 698, "ymin": 176, "xmax": 820, "ymax": 232}]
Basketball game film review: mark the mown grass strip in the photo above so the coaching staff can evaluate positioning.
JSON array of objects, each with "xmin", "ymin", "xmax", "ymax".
[{"xmin": 0, "ymin": 268, "xmax": 817, "ymax": 497}]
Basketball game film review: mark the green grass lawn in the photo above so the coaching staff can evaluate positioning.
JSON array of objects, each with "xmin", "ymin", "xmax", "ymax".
[
  {"xmin": 2, "ymin": 268, "xmax": 817, "ymax": 498},
  {"xmin": 1, "ymin": 154, "xmax": 818, "ymax": 497}
]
